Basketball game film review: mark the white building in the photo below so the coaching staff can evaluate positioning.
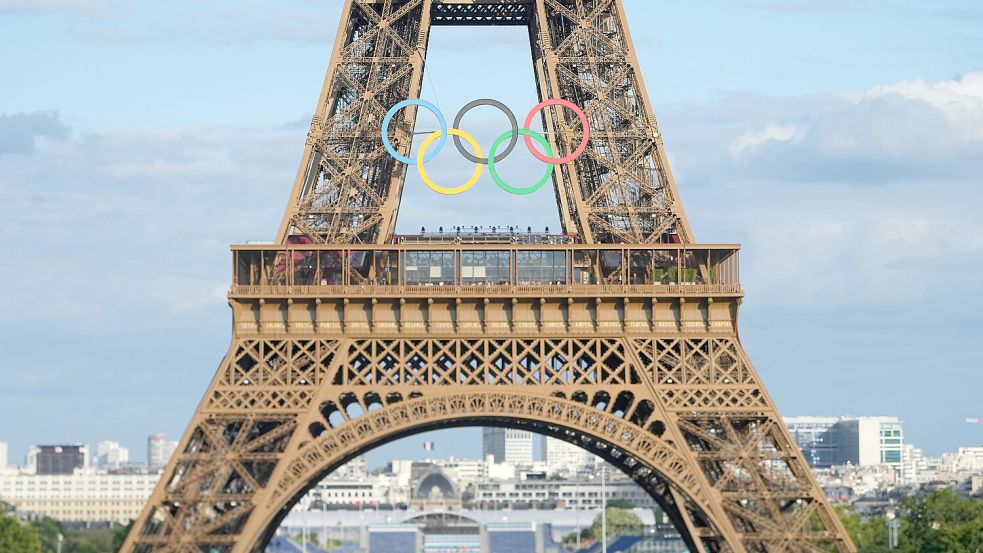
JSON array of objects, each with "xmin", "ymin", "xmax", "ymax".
[
  {"xmin": 95, "ymin": 441, "xmax": 130, "ymax": 470},
  {"xmin": 328, "ymin": 455, "xmax": 367, "ymax": 481},
  {"xmin": 542, "ymin": 436, "xmax": 593, "ymax": 476},
  {"xmin": 902, "ymin": 445, "xmax": 930, "ymax": 484},
  {"xmin": 952, "ymin": 447, "xmax": 983, "ymax": 472},
  {"xmin": 482, "ymin": 428, "xmax": 533, "ymax": 465},
  {"xmin": 147, "ymin": 434, "xmax": 178, "ymax": 471},
  {"xmin": 26, "ymin": 445, "xmax": 89, "ymax": 475},
  {"xmin": 784, "ymin": 416, "xmax": 904, "ymax": 476},
  {"xmin": 311, "ymin": 478, "xmax": 390, "ymax": 506},
  {"xmin": 474, "ymin": 477, "xmax": 655, "ymax": 510},
  {"xmin": 434, "ymin": 457, "xmax": 489, "ymax": 485},
  {"xmin": 0, "ymin": 442, "xmax": 7, "ymax": 470},
  {"xmin": 0, "ymin": 469, "xmax": 159, "ymax": 523}
]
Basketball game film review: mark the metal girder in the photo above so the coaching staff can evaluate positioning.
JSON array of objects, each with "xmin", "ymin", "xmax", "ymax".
[
  {"xmin": 432, "ymin": 2, "xmax": 532, "ymax": 25},
  {"xmin": 121, "ymin": 325, "xmax": 856, "ymax": 553},
  {"xmin": 120, "ymin": 2, "xmax": 856, "ymax": 552},
  {"xmin": 276, "ymin": 0, "xmax": 694, "ymax": 245}
]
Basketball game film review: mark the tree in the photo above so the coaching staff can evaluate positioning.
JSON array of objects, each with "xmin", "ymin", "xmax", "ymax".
[
  {"xmin": 606, "ymin": 499, "xmax": 635, "ymax": 509},
  {"xmin": 561, "ymin": 527, "xmax": 594, "ymax": 545},
  {"xmin": 903, "ymin": 489, "xmax": 983, "ymax": 553},
  {"xmin": 835, "ymin": 505, "xmax": 897, "ymax": 553},
  {"xmin": 30, "ymin": 517, "xmax": 64, "ymax": 553},
  {"xmin": 592, "ymin": 507, "xmax": 643, "ymax": 538},
  {"xmin": 112, "ymin": 521, "xmax": 134, "ymax": 552},
  {"xmin": 836, "ymin": 490, "xmax": 983, "ymax": 553},
  {"xmin": 0, "ymin": 515, "xmax": 42, "ymax": 553}
]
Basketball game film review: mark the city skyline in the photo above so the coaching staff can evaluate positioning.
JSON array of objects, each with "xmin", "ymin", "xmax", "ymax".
[{"xmin": 2, "ymin": 0, "xmax": 983, "ymax": 467}]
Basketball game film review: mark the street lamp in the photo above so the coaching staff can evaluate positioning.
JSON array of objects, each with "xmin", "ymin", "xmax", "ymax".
[
  {"xmin": 600, "ymin": 461, "xmax": 607, "ymax": 553},
  {"xmin": 886, "ymin": 510, "xmax": 899, "ymax": 549}
]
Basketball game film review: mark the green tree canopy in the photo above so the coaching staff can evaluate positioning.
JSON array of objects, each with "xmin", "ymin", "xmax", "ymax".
[
  {"xmin": 30, "ymin": 517, "xmax": 63, "ymax": 553},
  {"xmin": 592, "ymin": 507, "xmax": 643, "ymax": 538},
  {"xmin": 0, "ymin": 515, "xmax": 42, "ymax": 553},
  {"xmin": 837, "ymin": 490, "xmax": 983, "ymax": 553},
  {"xmin": 903, "ymin": 489, "xmax": 983, "ymax": 553}
]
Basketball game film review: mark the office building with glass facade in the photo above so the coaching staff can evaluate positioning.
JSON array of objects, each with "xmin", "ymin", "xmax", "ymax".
[{"xmin": 784, "ymin": 416, "xmax": 905, "ymax": 477}]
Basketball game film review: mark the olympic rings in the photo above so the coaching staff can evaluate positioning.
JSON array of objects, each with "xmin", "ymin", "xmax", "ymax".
[
  {"xmin": 382, "ymin": 99, "xmax": 447, "ymax": 165},
  {"xmin": 523, "ymin": 98, "xmax": 591, "ymax": 165},
  {"xmin": 381, "ymin": 97, "xmax": 590, "ymax": 195},
  {"xmin": 417, "ymin": 128, "xmax": 484, "ymax": 195},
  {"xmin": 453, "ymin": 99, "xmax": 519, "ymax": 165},
  {"xmin": 488, "ymin": 129, "xmax": 554, "ymax": 196}
]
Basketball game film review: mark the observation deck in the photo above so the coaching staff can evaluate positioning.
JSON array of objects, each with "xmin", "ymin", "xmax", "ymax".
[{"xmin": 228, "ymin": 237, "xmax": 742, "ymax": 337}]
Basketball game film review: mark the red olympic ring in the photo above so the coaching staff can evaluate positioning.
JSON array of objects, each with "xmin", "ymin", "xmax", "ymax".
[{"xmin": 523, "ymin": 98, "xmax": 591, "ymax": 165}]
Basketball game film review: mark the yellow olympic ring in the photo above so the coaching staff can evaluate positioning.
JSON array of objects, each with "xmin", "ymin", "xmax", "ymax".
[{"xmin": 416, "ymin": 128, "xmax": 484, "ymax": 195}]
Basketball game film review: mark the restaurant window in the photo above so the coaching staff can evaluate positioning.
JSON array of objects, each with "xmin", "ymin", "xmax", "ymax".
[
  {"xmin": 598, "ymin": 250, "xmax": 624, "ymax": 284},
  {"xmin": 374, "ymin": 251, "xmax": 399, "ymax": 285},
  {"xmin": 319, "ymin": 251, "xmax": 344, "ymax": 285},
  {"xmin": 292, "ymin": 251, "xmax": 319, "ymax": 285},
  {"xmin": 461, "ymin": 250, "xmax": 510, "ymax": 285},
  {"xmin": 261, "ymin": 251, "xmax": 288, "ymax": 285},
  {"xmin": 235, "ymin": 251, "xmax": 262, "ymax": 285},
  {"xmin": 517, "ymin": 251, "xmax": 566, "ymax": 285},
  {"xmin": 573, "ymin": 250, "xmax": 598, "ymax": 284},
  {"xmin": 628, "ymin": 250, "xmax": 654, "ymax": 284},
  {"xmin": 404, "ymin": 251, "xmax": 455, "ymax": 285}
]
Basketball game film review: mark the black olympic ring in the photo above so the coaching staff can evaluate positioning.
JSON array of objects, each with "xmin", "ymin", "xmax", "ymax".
[{"xmin": 452, "ymin": 99, "xmax": 519, "ymax": 165}]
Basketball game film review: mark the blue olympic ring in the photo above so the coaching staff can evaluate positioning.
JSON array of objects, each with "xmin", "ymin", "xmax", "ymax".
[{"xmin": 381, "ymin": 99, "xmax": 448, "ymax": 165}]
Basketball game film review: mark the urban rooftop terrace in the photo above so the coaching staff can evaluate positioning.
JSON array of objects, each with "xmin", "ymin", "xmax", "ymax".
[{"xmin": 230, "ymin": 237, "xmax": 741, "ymax": 298}]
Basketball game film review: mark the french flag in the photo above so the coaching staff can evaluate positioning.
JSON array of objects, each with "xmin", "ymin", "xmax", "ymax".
[{"xmin": 423, "ymin": 441, "xmax": 434, "ymax": 451}]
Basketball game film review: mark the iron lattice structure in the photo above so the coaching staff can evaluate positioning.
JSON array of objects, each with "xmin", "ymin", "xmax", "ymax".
[
  {"xmin": 121, "ymin": 1, "xmax": 856, "ymax": 552},
  {"xmin": 275, "ymin": 0, "xmax": 692, "ymax": 245}
]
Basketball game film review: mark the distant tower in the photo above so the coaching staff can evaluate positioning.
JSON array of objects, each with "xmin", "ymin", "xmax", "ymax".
[
  {"xmin": 147, "ymin": 435, "xmax": 178, "ymax": 471},
  {"xmin": 26, "ymin": 445, "xmax": 88, "ymax": 475},
  {"xmin": 543, "ymin": 436, "xmax": 593, "ymax": 475},
  {"xmin": 483, "ymin": 427, "xmax": 533, "ymax": 465},
  {"xmin": 96, "ymin": 441, "xmax": 130, "ymax": 469}
]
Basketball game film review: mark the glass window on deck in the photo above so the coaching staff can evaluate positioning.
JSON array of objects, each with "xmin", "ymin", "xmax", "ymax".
[
  {"xmin": 349, "ymin": 251, "xmax": 373, "ymax": 285},
  {"xmin": 517, "ymin": 251, "xmax": 567, "ymax": 285},
  {"xmin": 628, "ymin": 251, "xmax": 654, "ymax": 284},
  {"xmin": 708, "ymin": 249, "xmax": 738, "ymax": 285},
  {"xmin": 319, "ymin": 251, "xmax": 343, "ymax": 285},
  {"xmin": 461, "ymin": 251, "xmax": 510, "ymax": 285},
  {"xmin": 374, "ymin": 251, "xmax": 399, "ymax": 286},
  {"xmin": 404, "ymin": 251, "xmax": 455, "ymax": 286},
  {"xmin": 682, "ymin": 250, "xmax": 710, "ymax": 285},
  {"xmin": 599, "ymin": 250, "xmax": 624, "ymax": 284},
  {"xmin": 261, "ymin": 251, "xmax": 288, "ymax": 285},
  {"xmin": 653, "ymin": 250, "xmax": 679, "ymax": 284},
  {"xmin": 573, "ymin": 250, "xmax": 598, "ymax": 284},
  {"xmin": 292, "ymin": 251, "xmax": 319, "ymax": 285},
  {"xmin": 235, "ymin": 251, "xmax": 262, "ymax": 286}
]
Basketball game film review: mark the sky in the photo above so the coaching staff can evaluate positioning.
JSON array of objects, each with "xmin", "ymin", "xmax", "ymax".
[{"xmin": 1, "ymin": 0, "xmax": 982, "ymax": 469}]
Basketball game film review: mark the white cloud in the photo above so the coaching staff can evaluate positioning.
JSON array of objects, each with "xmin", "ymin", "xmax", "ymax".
[
  {"xmin": 661, "ymin": 70, "xmax": 983, "ymax": 313},
  {"xmin": 729, "ymin": 123, "xmax": 804, "ymax": 159},
  {"xmin": 0, "ymin": 112, "xmax": 302, "ymax": 327},
  {"xmin": 2, "ymin": 69, "xmax": 983, "ymax": 456}
]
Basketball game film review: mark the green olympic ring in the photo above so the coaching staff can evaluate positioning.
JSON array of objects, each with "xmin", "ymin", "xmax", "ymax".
[
  {"xmin": 382, "ymin": 98, "xmax": 590, "ymax": 196},
  {"xmin": 488, "ymin": 129, "xmax": 555, "ymax": 195}
]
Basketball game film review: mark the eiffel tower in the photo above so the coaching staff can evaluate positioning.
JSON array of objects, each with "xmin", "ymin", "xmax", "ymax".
[{"xmin": 121, "ymin": 1, "xmax": 855, "ymax": 552}]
